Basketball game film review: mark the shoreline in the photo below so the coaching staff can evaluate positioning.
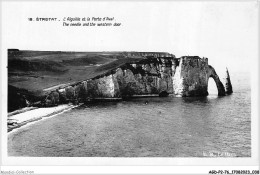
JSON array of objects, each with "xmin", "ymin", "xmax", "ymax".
[
  {"xmin": 7, "ymin": 95, "xmax": 164, "ymax": 133},
  {"xmin": 6, "ymin": 93, "xmax": 220, "ymax": 133},
  {"xmin": 7, "ymin": 104, "xmax": 78, "ymax": 132}
]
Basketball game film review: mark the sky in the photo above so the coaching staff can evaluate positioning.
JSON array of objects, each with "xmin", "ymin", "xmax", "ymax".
[{"xmin": 2, "ymin": 1, "xmax": 259, "ymax": 74}]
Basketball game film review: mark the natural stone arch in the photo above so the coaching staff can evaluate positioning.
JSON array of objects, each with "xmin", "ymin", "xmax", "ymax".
[{"xmin": 207, "ymin": 65, "xmax": 225, "ymax": 96}]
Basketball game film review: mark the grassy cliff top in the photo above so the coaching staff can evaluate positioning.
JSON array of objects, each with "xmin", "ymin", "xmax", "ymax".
[{"xmin": 9, "ymin": 50, "xmax": 174, "ymax": 95}]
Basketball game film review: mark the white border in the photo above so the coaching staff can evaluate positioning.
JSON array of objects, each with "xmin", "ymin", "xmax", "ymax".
[{"xmin": 1, "ymin": 0, "xmax": 259, "ymax": 174}]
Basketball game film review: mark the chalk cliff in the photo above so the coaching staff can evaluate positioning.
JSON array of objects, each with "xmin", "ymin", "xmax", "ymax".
[
  {"xmin": 7, "ymin": 50, "xmax": 232, "ymax": 110},
  {"xmin": 42, "ymin": 55, "xmax": 230, "ymax": 106},
  {"xmin": 173, "ymin": 56, "xmax": 209, "ymax": 97},
  {"xmin": 207, "ymin": 65, "xmax": 226, "ymax": 96},
  {"xmin": 224, "ymin": 68, "xmax": 233, "ymax": 95}
]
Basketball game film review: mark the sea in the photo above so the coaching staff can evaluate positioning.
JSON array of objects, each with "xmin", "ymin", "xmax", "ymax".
[{"xmin": 8, "ymin": 72, "xmax": 251, "ymax": 157}]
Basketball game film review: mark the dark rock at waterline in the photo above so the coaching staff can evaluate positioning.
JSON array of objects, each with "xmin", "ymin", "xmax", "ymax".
[
  {"xmin": 44, "ymin": 91, "xmax": 60, "ymax": 107},
  {"xmin": 225, "ymin": 68, "xmax": 233, "ymax": 95},
  {"xmin": 159, "ymin": 91, "xmax": 169, "ymax": 97},
  {"xmin": 8, "ymin": 85, "xmax": 28, "ymax": 112}
]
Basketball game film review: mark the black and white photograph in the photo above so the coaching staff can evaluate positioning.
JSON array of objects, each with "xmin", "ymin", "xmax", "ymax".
[{"xmin": 1, "ymin": 0, "xmax": 259, "ymax": 174}]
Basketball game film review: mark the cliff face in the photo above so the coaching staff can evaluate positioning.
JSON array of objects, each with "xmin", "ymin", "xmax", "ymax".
[
  {"xmin": 8, "ymin": 51, "xmax": 232, "ymax": 110},
  {"xmin": 42, "ymin": 55, "xmax": 230, "ymax": 107},
  {"xmin": 172, "ymin": 57, "xmax": 209, "ymax": 97},
  {"xmin": 112, "ymin": 58, "xmax": 175, "ymax": 97},
  {"xmin": 224, "ymin": 68, "xmax": 233, "ymax": 95},
  {"xmin": 44, "ymin": 56, "xmax": 176, "ymax": 106}
]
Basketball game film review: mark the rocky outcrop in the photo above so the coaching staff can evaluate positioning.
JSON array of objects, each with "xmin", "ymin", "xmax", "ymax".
[
  {"xmin": 41, "ymin": 56, "xmax": 230, "ymax": 105},
  {"xmin": 172, "ymin": 57, "xmax": 209, "ymax": 97},
  {"xmin": 225, "ymin": 68, "xmax": 233, "ymax": 95},
  {"xmin": 172, "ymin": 56, "xmax": 227, "ymax": 97},
  {"xmin": 39, "ymin": 56, "xmax": 178, "ymax": 105},
  {"xmin": 207, "ymin": 65, "xmax": 226, "ymax": 96},
  {"xmin": 8, "ymin": 86, "xmax": 29, "ymax": 111},
  {"xmin": 8, "ymin": 52, "xmax": 233, "ymax": 110}
]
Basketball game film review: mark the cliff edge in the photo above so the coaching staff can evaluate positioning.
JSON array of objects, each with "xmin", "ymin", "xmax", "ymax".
[{"xmin": 8, "ymin": 50, "xmax": 232, "ymax": 112}]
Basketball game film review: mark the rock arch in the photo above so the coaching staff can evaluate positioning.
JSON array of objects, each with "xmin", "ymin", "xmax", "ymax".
[{"xmin": 207, "ymin": 65, "xmax": 225, "ymax": 96}]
